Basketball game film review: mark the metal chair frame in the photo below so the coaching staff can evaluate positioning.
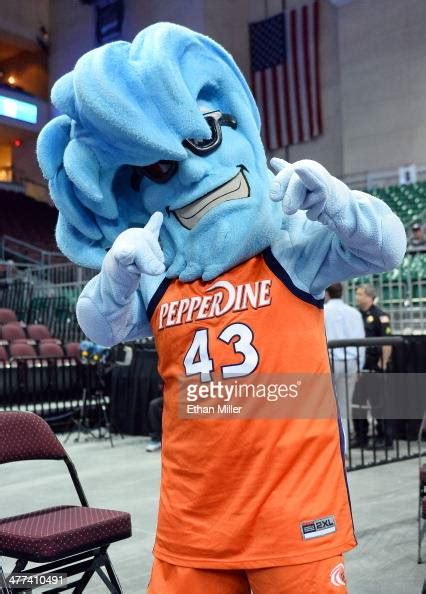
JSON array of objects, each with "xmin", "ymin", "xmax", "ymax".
[{"xmin": 0, "ymin": 414, "xmax": 127, "ymax": 593}]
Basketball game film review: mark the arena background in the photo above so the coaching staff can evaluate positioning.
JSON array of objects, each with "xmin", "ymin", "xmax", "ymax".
[
  {"xmin": 0, "ymin": 1, "xmax": 425, "ymax": 593},
  {"xmin": 3, "ymin": 0, "xmax": 426, "ymax": 189}
]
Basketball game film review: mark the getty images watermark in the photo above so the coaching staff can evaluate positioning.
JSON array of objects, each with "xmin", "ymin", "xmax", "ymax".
[
  {"xmin": 177, "ymin": 373, "xmax": 426, "ymax": 420},
  {"xmin": 178, "ymin": 374, "xmax": 337, "ymax": 419}
]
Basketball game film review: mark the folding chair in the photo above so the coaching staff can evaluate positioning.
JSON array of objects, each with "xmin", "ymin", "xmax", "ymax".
[{"xmin": 0, "ymin": 412, "xmax": 131, "ymax": 592}]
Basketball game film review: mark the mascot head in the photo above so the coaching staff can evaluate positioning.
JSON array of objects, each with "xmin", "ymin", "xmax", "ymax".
[{"xmin": 37, "ymin": 22, "xmax": 282, "ymax": 280}]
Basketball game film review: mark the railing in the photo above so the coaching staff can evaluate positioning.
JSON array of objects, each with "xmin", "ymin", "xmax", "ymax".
[
  {"xmin": 0, "ymin": 336, "xmax": 426, "ymax": 458},
  {"xmin": 0, "ymin": 279, "xmax": 33, "ymax": 323},
  {"xmin": 0, "ymin": 260, "xmax": 34, "ymax": 281},
  {"xmin": 18, "ymin": 261, "xmax": 97, "ymax": 287},
  {"xmin": 1, "ymin": 235, "xmax": 67, "ymax": 266},
  {"xmin": 328, "ymin": 336, "xmax": 426, "ymax": 471},
  {"xmin": 0, "ymin": 259, "xmax": 96, "ymax": 287},
  {"xmin": 0, "ymin": 280, "xmax": 85, "ymax": 343},
  {"xmin": 0, "ymin": 357, "xmax": 101, "ymax": 421},
  {"xmin": 0, "ymin": 343, "xmax": 159, "ymax": 437},
  {"xmin": 0, "ymin": 262, "xmax": 98, "ymax": 342},
  {"xmin": 0, "ymin": 337, "xmax": 423, "ymax": 462}
]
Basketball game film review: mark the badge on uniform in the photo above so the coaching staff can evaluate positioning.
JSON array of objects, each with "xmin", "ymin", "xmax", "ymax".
[
  {"xmin": 367, "ymin": 315, "xmax": 374, "ymax": 323},
  {"xmin": 300, "ymin": 515, "xmax": 336, "ymax": 540},
  {"xmin": 380, "ymin": 315, "xmax": 390, "ymax": 323}
]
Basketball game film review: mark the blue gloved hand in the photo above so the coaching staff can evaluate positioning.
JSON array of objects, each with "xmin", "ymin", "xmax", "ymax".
[
  {"xmin": 102, "ymin": 211, "xmax": 166, "ymax": 296},
  {"xmin": 269, "ymin": 158, "xmax": 352, "ymax": 224}
]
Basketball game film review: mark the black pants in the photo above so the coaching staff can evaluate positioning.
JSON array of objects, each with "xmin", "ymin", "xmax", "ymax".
[{"xmin": 148, "ymin": 396, "xmax": 163, "ymax": 441}]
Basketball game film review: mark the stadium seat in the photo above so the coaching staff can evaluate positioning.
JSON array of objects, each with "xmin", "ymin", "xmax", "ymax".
[
  {"xmin": 373, "ymin": 181, "xmax": 426, "ymax": 226},
  {"xmin": 0, "ymin": 412, "xmax": 131, "ymax": 591},
  {"xmin": 9, "ymin": 343, "xmax": 37, "ymax": 359},
  {"xmin": 0, "ymin": 347, "xmax": 8, "ymax": 362},
  {"xmin": 38, "ymin": 342, "xmax": 64, "ymax": 358},
  {"xmin": 0, "ymin": 309, "xmax": 18, "ymax": 325},
  {"xmin": 65, "ymin": 342, "xmax": 81, "ymax": 358},
  {"xmin": 11, "ymin": 339, "xmax": 36, "ymax": 346},
  {"xmin": 27, "ymin": 324, "xmax": 52, "ymax": 341},
  {"xmin": 2, "ymin": 324, "xmax": 26, "ymax": 342}
]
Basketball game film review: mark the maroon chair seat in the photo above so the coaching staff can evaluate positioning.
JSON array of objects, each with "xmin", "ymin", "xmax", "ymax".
[
  {"xmin": 27, "ymin": 324, "xmax": 52, "ymax": 341},
  {"xmin": 0, "ymin": 308, "xmax": 17, "ymax": 324},
  {"xmin": 421, "ymin": 464, "xmax": 426, "ymax": 485},
  {"xmin": 2, "ymin": 323, "xmax": 26, "ymax": 342},
  {"xmin": 65, "ymin": 342, "xmax": 81, "ymax": 358},
  {"xmin": 38, "ymin": 342, "xmax": 64, "ymax": 357},
  {"xmin": 10, "ymin": 343, "xmax": 37, "ymax": 358},
  {"xmin": 0, "ymin": 505, "xmax": 131, "ymax": 562}
]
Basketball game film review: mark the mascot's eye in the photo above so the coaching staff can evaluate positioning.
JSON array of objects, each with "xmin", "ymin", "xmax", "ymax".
[
  {"xmin": 183, "ymin": 111, "xmax": 237, "ymax": 156},
  {"xmin": 129, "ymin": 111, "xmax": 237, "ymax": 190},
  {"xmin": 131, "ymin": 160, "xmax": 178, "ymax": 190}
]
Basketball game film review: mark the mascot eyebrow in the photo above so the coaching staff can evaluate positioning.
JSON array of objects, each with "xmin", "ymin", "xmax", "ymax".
[
  {"xmin": 37, "ymin": 23, "xmax": 260, "ymax": 270},
  {"xmin": 130, "ymin": 110, "xmax": 238, "ymax": 191}
]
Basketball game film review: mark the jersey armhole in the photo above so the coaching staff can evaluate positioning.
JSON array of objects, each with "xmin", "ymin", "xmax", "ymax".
[
  {"xmin": 262, "ymin": 247, "xmax": 324, "ymax": 309},
  {"xmin": 146, "ymin": 277, "xmax": 172, "ymax": 320}
]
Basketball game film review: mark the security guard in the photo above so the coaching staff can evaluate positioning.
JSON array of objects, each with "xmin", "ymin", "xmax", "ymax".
[{"xmin": 352, "ymin": 284, "xmax": 393, "ymax": 448}]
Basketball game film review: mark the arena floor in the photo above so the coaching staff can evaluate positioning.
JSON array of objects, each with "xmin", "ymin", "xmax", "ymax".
[{"xmin": 0, "ymin": 434, "xmax": 424, "ymax": 594}]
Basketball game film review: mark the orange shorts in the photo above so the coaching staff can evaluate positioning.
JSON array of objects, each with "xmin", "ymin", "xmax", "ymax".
[{"xmin": 147, "ymin": 555, "xmax": 348, "ymax": 593}]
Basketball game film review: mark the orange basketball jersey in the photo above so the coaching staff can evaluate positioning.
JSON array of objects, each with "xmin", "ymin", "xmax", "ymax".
[{"xmin": 148, "ymin": 248, "xmax": 357, "ymax": 569}]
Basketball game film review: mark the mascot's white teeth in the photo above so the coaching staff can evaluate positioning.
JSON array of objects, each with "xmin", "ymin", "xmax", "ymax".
[{"xmin": 173, "ymin": 169, "xmax": 250, "ymax": 230}]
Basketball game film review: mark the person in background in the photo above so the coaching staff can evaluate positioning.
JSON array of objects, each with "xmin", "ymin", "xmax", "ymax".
[
  {"xmin": 146, "ymin": 382, "xmax": 164, "ymax": 452},
  {"xmin": 408, "ymin": 222, "xmax": 425, "ymax": 248},
  {"xmin": 324, "ymin": 283, "xmax": 365, "ymax": 453},
  {"xmin": 354, "ymin": 284, "xmax": 393, "ymax": 449}
]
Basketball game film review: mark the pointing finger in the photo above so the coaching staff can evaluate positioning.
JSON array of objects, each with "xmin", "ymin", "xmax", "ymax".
[
  {"xmin": 144, "ymin": 211, "xmax": 163, "ymax": 238},
  {"xmin": 293, "ymin": 160, "xmax": 326, "ymax": 192},
  {"xmin": 270, "ymin": 157, "xmax": 291, "ymax": 173},
  {"xmin": 147, "ymin": 235, "xmax": 165, "ymax": 263}
]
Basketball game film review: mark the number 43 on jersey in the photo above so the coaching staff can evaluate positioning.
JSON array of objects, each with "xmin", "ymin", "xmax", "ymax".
[{"xmin": 183, "ymin": 323, "xmax": 259, "ymax": 382}]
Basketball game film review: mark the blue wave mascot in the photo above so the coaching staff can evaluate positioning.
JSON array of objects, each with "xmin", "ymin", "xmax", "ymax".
[{"xmin": 37, "ymin": 23, "xmax": 406, "ymax": 594}]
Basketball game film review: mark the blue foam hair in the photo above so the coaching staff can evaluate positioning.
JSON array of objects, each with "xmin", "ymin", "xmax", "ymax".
[{"xmin": 37, "ymin": 22, "xmax": 261, "ymax": 268}]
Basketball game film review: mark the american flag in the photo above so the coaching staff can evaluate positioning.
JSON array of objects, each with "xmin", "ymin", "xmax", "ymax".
[{"xmin": 249, "ymin": 1, "xmax": 322, "ymax": 150}]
